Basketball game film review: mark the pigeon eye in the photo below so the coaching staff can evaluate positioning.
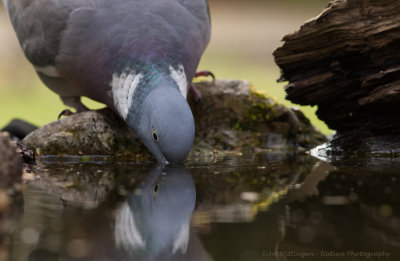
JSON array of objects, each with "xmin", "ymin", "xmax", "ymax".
[{"xmin": 152, "ymin": 129, "xmax": 159, "ymax": 142}]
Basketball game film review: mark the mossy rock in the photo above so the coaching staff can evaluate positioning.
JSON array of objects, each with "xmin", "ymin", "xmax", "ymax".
[{"xmin": 190, "ymin": 80, "xmax": 327, "ymax": 152}]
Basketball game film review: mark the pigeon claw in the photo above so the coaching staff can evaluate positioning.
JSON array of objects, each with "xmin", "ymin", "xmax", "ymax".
[
  {"xmin": 194, "ymin": 70, "xmax": 215, "ymax": 81},
  {"xmin": 189, "ymin": 84, "xmax": 203, "ymax": 108},
  {"xmin": 190, "ymin": 70, "xmax": 215, "ymax": 108},
  {"xmin": 58, "ymin": 109, "xmax": 74, "ymax": 120}
]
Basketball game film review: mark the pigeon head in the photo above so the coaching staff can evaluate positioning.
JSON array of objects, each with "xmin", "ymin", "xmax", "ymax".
[{"xmin": 135, "ymin": 85, "xmax": 195, "ymax": 164}]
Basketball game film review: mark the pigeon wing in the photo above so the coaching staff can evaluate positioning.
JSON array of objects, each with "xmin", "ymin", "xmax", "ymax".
[
  {"xmin": 174, "ymin": 0, "xmax": 211, "ymax": 46},
  {"xmin": 3, "ymin": 0, "xmax": 85, "ymax": 67}
]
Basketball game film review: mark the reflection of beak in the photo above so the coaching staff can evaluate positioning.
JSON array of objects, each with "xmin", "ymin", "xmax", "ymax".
[{"xmin": 159, "ymin": 155, "xmax": 169, "ymax": 165}]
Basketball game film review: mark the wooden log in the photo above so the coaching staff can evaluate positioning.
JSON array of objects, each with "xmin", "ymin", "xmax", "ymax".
[{"xmin": 274, "ymin": 0, "xmax": 400, "ymax": 156}]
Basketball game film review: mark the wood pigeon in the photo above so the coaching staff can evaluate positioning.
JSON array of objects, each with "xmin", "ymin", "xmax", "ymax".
[{"xmin": 2, "ymin": 0, "xmax": 211, "ymax": 164}]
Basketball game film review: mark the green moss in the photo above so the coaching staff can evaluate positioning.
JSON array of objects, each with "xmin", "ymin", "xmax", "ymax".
[
  {"xmin": 79, "ymin": 156, "xmax": 90, "ymax": 163},
  {"xmin": 236, "ymin": 89, "xmax": 279, "ymax": 131},
  {"xmin": 232, "ymin": 122, "xmax": 242, "ymax": 131}
]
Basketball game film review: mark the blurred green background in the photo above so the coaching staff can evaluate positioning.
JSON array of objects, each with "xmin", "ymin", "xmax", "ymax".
[{"xmin": 0, "ymin": 0, "xmax": 332, "ymax": 134}]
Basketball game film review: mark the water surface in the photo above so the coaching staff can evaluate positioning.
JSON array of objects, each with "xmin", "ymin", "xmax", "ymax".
[{"xmin": 5, "ymin": 154, "xmax": 400, "ymax": 260}]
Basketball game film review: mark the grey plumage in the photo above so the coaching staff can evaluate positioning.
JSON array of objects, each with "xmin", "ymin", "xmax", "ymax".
[{"xmin": 3, "ymin": 0, "xmax": 211, "ymax": 163}]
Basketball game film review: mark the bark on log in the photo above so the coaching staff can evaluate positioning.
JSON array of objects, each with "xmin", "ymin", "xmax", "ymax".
[{"xmin": 274, "ymin": 0, "xmax": 400, "ymax": 156}]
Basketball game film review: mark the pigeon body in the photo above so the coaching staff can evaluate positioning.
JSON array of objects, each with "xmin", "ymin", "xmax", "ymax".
[{"xmin": 3, "ymin": 0, "xmax": 211, "ymax": 163}]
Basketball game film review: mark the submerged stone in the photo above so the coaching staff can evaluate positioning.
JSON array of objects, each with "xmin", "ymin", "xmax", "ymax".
[{"xmin": 22, "ymin": 80, "xmax": 326, "ymax": 161}]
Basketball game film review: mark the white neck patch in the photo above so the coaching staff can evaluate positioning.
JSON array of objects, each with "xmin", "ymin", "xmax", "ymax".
[
  {"xmin": 114, "ymin": 202, "xmax": 145, "ymax": 251},
  {"xmin": 172, "ymin": 221, "xmax": 190, "ymax": 254},
  {"xmin": 110, "ymin": 68, "xmax": 143, "ymax": 119},
  {"xmin": 169, "ymin": 64, "xmax": 188, "ymax": 99}
]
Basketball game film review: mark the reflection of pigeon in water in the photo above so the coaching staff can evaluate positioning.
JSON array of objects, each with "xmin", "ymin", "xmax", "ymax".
[
  {"xmin": 3, "ymin": 0, "xmax": 211, "ymax": 164},
  {"xmin": 114, "ymin": 165, "xmax": 199, "ymax": 260}
]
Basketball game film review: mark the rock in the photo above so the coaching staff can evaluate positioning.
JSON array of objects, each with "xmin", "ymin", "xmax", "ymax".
[
  {"xmin": 0, "ymin": 132, "xmax": 22, "ymax": 188},
  {"xmin": 23, "ymin": 108, "xmax": 149, "ymax": 160},
  {"xmin": 0, "ymin": 132, "xmax": 24, "ymax": 259},
  {"xmin": 190, "ymin": 80, "xmax": 326, "ymax": 152},
  {"xmin": 273, "ymin": 0, "xmax": 400, "ymax": 157},
  {"xmin": 22, "ymin": 80, "xmax": 326, "ymax": 161}
]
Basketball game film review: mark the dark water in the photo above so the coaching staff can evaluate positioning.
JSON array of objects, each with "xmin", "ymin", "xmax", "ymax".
[{"xmin": 5, "ymin": 153, "xmax": 400, "ymax": 260}]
